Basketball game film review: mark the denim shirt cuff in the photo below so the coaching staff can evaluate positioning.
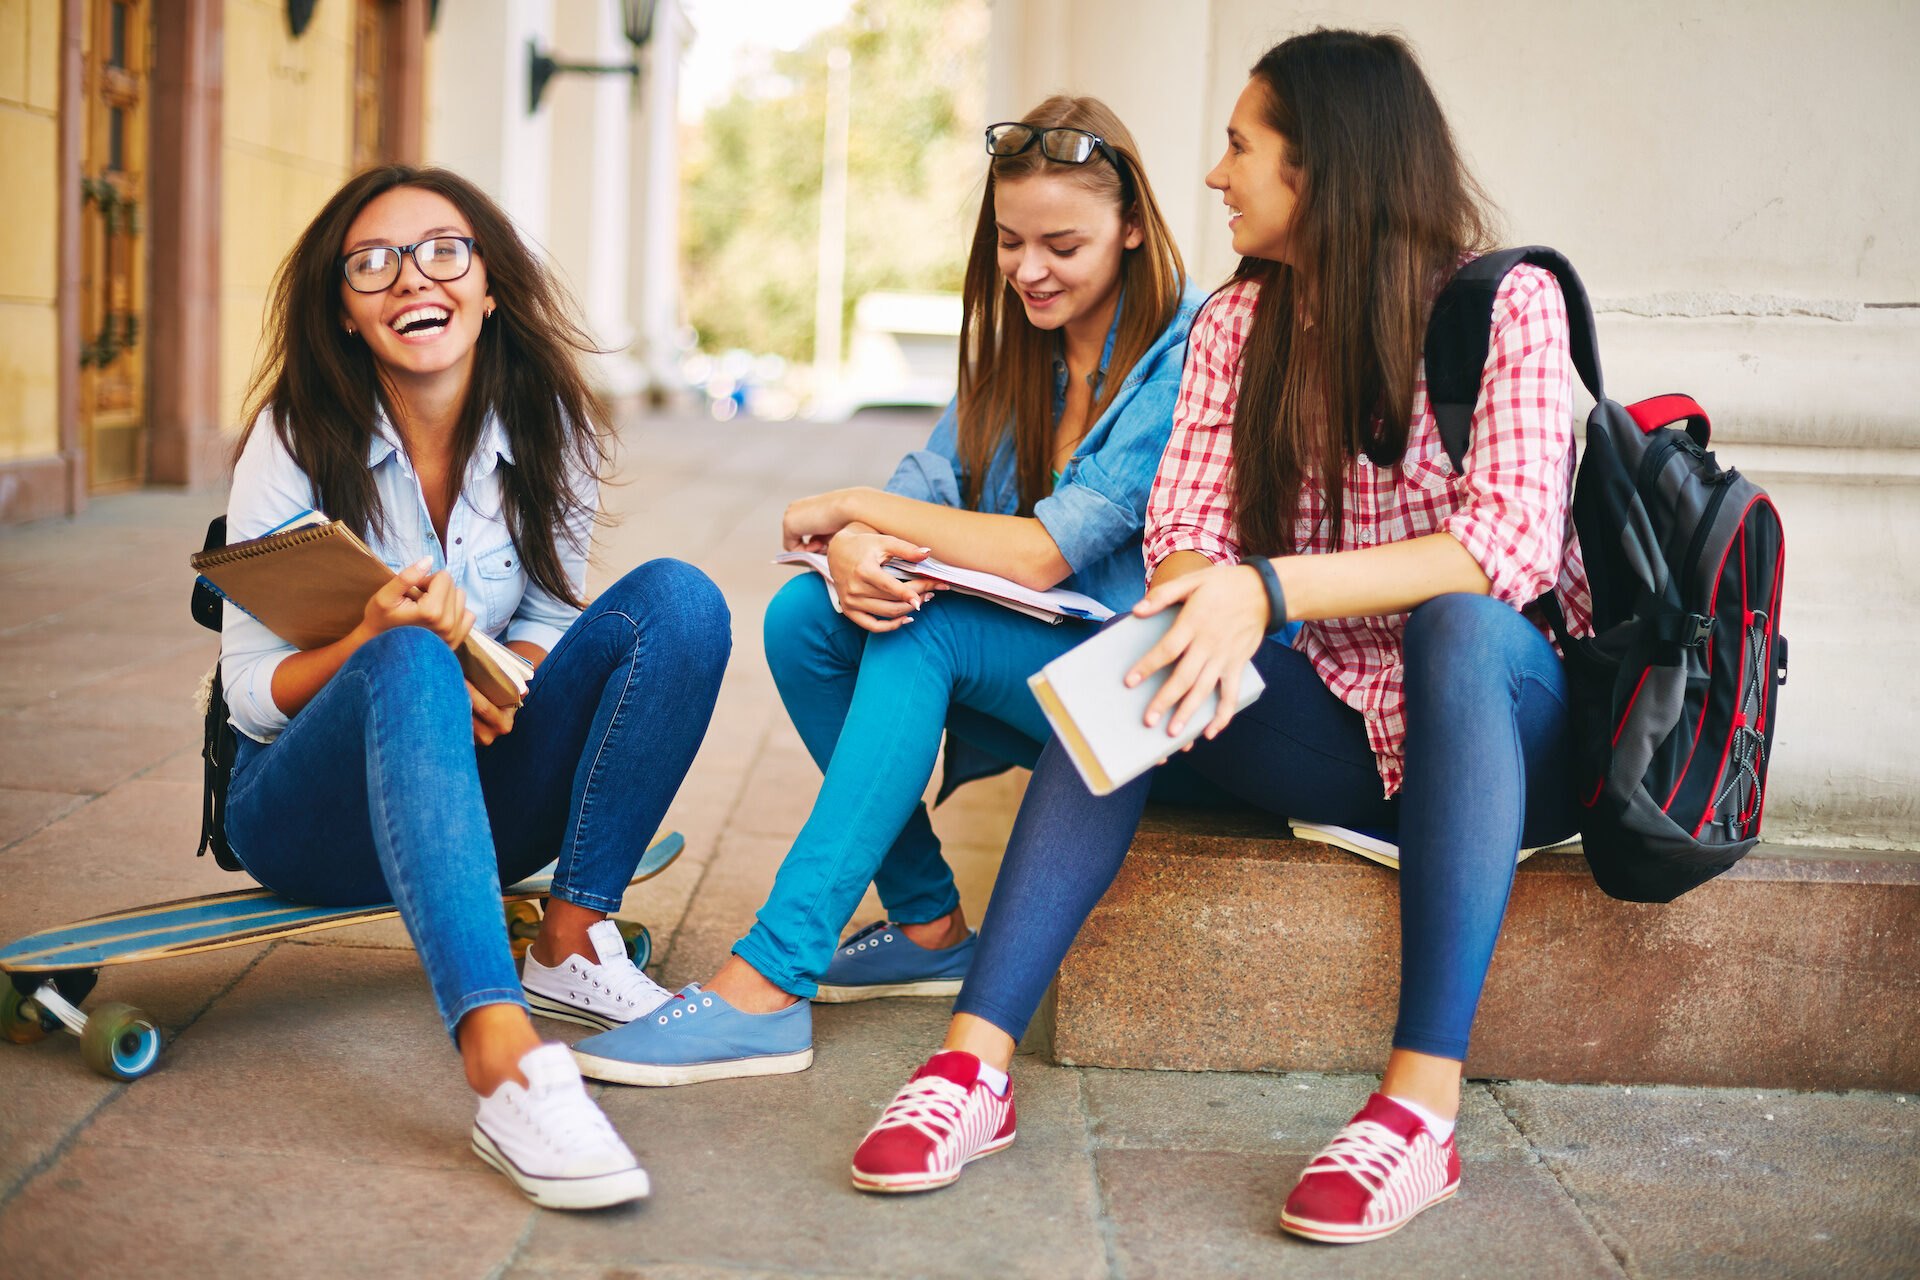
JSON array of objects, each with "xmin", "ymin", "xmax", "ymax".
[{"xmin": 1033, "ymin": 481, "xmax": 1136, "ymax": 574}]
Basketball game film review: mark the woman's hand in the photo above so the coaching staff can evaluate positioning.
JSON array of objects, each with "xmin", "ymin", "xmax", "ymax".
[
  {"xmin": 468, "ymin": 681, "xmax": 516, "ymax": 746},
  {"xmin": 1127, "ymin": 562, "xmax": 1271, "ymax": 740},
  {"xmin": 783, "ymin": 489, "xmax": 856, "ymax": 552},
  {"xmin": 362, "ymin": 558, "xmax": 476, "ymax": 653},
  {"xmin": 827, "ymin": 527, "xmax": 939, "ymax": 634}
]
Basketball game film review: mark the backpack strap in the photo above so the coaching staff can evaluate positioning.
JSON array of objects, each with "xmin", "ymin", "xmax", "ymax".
[
  {"xmin": 1424, "ymin": 246, "xmax": 1605, "ymax": 473},
  {"xmin": 191, "ymin": 516, "xmax": 227, "ymax": 630}
]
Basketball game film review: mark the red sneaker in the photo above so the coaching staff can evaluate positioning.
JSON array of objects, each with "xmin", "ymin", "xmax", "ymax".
[
  {"xmin": 850, "ymin": 1051, "xmax": 1016, "ymax": 1193},
  {"xmin": 1278, "ymin": 1094, "xmax": 1461, "ymax": 1243}
]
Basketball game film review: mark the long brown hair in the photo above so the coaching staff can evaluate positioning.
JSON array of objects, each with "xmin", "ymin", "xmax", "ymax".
[
  {"xmin": 1229, "ymin": 30, "xmax": 1496, "ymax": 555},
  {"xmin": 955, "ymin": 96, "xmax": 1186, "ymax": 513},
  {"xmin": 240, "ymin": 165, "xmax": 607, "ymax": 607}
]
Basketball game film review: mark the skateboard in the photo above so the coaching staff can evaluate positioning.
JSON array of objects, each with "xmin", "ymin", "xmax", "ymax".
[{"xmin": 0, "ymin": 830, "xmax": 685, "ymax": 1082}]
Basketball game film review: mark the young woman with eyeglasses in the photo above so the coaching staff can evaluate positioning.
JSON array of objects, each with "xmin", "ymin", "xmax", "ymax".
[
  {"xmin": 218, "ymin": 166, "xmax": 730, "ymax": 1208},
  {"xmin": 851, "ymin": 31, "xmax": 1590, "ymax": 1241},
  {"xmin": 564, "ymin": 96, "xmax": 1202, "ymax": 1089}
]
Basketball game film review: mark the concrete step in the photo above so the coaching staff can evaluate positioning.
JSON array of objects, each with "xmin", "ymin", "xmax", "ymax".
[{"xmin": 1037, "ymin": 806, "xmax": 1919, "ymax": 1091}]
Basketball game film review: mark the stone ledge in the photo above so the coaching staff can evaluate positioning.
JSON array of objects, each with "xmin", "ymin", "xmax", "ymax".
[{"xmin": 1044, "ymin": 806, "xmax": 1918, "ymax": 1092}]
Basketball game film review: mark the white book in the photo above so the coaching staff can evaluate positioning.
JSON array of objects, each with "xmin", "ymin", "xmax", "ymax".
[
  {"xmin": 1027, "ymin": 608, "xmax": 1265, "ymax": 796},
  {"xmin": 773, "ymin": 550, "xmax": 1114, "ymax": 625}
]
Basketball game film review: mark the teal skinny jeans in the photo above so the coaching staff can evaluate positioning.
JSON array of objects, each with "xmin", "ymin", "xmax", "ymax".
[{"xmin": 743, "ymin": 575, "xmax": 1091, "ymax": 996}]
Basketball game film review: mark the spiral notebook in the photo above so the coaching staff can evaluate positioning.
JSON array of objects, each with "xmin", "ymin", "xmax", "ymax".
[{"xmin": 191, "ymin": 512, "xmax": 534, "ymax": 708}]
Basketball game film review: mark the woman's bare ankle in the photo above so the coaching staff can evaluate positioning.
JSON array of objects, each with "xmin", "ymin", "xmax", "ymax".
[
  {"xmin": 459, "ymin": 1003, "xmax": 543, "ymax": 1096},
  {"xmin": 899, "ymin": 907, "xmax": 968, "ymax": 951},
  {"xmin": 705, "ymin": 954, "xmax": 801, "ymax": 1013},
  {"xmin": 528, "ymin": 897, "xmax": 604, "ymax": 968},
  {"xmin": 942, "ymin": 1012, "xmax": 1016, "ymax": 1074}
]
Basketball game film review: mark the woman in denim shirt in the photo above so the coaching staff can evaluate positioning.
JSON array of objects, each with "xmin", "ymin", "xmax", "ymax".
[
  {"xmin": 219, "ymin": 167, "xmax": 729, "ymax": 1208},
  {"xmin": 569, "ymin": 96, "xmax": 1199, "ymax": 1087}
]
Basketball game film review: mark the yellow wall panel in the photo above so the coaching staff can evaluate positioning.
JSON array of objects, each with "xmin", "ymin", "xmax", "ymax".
[
  {"xmin": 0, "ymin": 108, "xmax": 56, "ymax": 301},
  {"xmin": 25, "ymin": 0, "xmax": 56, "ymax": 110},
  {"xmin": 0, "ymin": 300, "xmax": 58, "ymax": 462},
  {"xmin": 0, "ymin": 0, "xmax": 30, "ymax": 104},
  {"xmin": 219, "ymin": 0, "xmax": 359, "ymax": 433}
]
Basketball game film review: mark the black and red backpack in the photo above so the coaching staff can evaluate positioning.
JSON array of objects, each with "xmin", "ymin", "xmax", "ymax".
[{"xmin": 1425, "ymin": 247, "xmax": 1787, "ymax": 903}]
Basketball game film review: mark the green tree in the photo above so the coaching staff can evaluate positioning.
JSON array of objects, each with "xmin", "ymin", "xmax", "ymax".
[{"xmin": 682, "ymin": 0, "xmax": 987, "ymax": 366}]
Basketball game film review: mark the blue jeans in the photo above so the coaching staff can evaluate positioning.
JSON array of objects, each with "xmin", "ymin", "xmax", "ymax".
[
  {"xmin": 743, "ymin": 576, "xmax": 1092, "ymax": 996},
  {"xmin": 225, "ymin": 560, "xmax": 731, "ymax": 1039},
  {"xmin": 955, "ymin": 593, "xmax": 1577, "ymax": 1062}
]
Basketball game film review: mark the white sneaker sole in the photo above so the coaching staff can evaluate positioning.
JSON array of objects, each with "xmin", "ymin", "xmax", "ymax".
[
  {"xmin": 851, "ymin": 1131, "xmax": 1017, "ymax": 1193},
  {"xmin": 571, "ymin": 1045, "xmax": 815, "ymax": 1087},
  {"xmin": 470, "ymin": 1125, "xmax": 651, "ymax": 1210},
  {"xmin": 1278, "ymin": 1181, "xmax": 1458, "ymax": 1242},
  {"xmin": 812, "ymin": 978, "xmax": 965, "ymax": 1003},
  {"xmin": 524, "ymin": 987, "xmax": 638, "ymax": 1031}
]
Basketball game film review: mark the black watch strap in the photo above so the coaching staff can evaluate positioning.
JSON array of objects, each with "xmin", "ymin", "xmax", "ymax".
[{"xmin": 1243, "ymin": 555, "xmax": 1290, "ymax": 635}]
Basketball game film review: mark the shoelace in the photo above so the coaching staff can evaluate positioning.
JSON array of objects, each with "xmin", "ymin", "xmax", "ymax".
[
  {"xmin": 513, "ymin": 1080, "xmax": 621, "ymax": 1155},
  {"xmin": 870, "ymin": 1075, "xmax": 973, "ymax": 1150},
  {"xmin": 1301, "ymin": 1119, "xmax": 1409, "ymax": 1191},
  {"xmin": 570, "ymin": 953, "xmax": 672, "ymax": 1012}
]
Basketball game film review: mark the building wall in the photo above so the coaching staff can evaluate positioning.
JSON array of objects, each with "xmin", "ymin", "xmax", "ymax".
[
  {"xmin": 0, "ymin": 0, "xmax": 62, "ymax": 465},
  {"xmin": 218, "ymin": 0, "xmax": 358, "ymax": 433},
  {"xmin": 990, "ymin": 0, "xmax": 1920, "ymax": 844}
]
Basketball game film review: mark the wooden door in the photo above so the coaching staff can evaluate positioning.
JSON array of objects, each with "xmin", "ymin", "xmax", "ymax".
[
  {"xmin": 79, "ymin": 0, "xmax": 150, "ymax": 491},
  {"xmin": 353, "ymin": 0, "xmax": 390, "ymax": 170}
]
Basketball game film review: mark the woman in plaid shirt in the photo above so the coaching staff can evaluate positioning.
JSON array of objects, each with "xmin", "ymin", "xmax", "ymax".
[{"xmin": 853, "ymin": 31, "xmax": 1588, "ymax": 1243}]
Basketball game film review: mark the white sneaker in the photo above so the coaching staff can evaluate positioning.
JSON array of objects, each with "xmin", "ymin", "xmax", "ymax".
[
  {"xmin": 471, "ymin": 1043, "xmax": 651, "ymax": 1210},
  {"xmin": 523, "ymin": 919, "xmax": 673, "ymax": 1030}
]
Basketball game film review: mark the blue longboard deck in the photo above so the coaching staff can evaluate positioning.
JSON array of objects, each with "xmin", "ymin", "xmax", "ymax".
[{"xmin": 0, "ymin": 831, "xmax": 684, "ymax": 974}]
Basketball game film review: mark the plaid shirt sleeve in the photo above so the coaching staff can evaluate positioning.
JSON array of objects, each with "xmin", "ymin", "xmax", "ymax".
[
  {"xmin": 1143, "ymin": 282, "xmax": 1258, "ymax": 576},
  {"xmin": 1439, "ymin": 265, "xmax": 1577, "ymax": 609}
]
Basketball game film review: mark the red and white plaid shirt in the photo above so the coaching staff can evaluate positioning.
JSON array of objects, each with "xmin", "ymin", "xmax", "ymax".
[{"xmin": 1145, "ymin": 264, "xmax": 1594, "ymax": 795}]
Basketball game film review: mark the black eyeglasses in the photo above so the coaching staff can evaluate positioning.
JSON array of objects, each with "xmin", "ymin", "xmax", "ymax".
[
  {"xmin": 984, "ymin": 123, "xmax": 1123, "ymax": 173},
  {"xmin": 340, "ymin": 236, "xmax": 478, "ymax": 293}
]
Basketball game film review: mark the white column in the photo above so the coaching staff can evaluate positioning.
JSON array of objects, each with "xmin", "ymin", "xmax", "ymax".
[
  {"xmin": 428, "ymin": 0, "xmax": 551, "ymax": 249},
  {"xmin": 631, "ymin": 0, "xmax": 689, "ymax": 398}
]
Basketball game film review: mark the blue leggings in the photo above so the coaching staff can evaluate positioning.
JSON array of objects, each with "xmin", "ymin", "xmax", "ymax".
[
  {"xmin": 744, "ymin": 576, "xmax": 1087, "ymax": 996},
  {"xmin": 954, "ymin": 593, "xmax": 1577, "ymax": 1062},
  {"xmin": 226, "ymin": 560, "xmax": 731, "ymax": 1038}
]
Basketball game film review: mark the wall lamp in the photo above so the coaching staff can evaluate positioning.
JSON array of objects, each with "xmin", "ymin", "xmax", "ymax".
[{"xmin": 527, "ymin": 0, "xmax": 658, "ymax": 114}]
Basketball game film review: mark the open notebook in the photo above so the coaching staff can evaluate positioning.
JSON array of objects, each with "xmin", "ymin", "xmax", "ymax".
[
  {"xmin": 774, "ymin": 549, "xmax": 1113, "ymax": 625},
  {"xmin": 192, "ymin": 511, "xmax": 535, "ymax": 708}
]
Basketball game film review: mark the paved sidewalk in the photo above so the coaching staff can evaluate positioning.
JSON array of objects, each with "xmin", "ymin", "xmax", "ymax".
[{"xmin": 0, "ymin": 409, "xmax": 1914, "ymax": 1279}]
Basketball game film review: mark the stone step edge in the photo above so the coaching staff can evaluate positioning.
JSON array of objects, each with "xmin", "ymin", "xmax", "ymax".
[{"xmin": 1131, "ymin": 804, "xmax": 1920, "ymax": 886}]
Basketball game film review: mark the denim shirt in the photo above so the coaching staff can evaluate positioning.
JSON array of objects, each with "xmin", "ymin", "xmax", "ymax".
[
  {"xmin": 883, "ymin": 284, "xmax": 1206, "ymax": 615},
  {"xmin": 219, "ymin": 407, "xmax": 594, "ymax": 744}
]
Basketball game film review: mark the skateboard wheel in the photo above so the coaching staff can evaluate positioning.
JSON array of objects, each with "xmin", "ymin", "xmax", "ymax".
[
  {"xmin": 614, "ymin": 920, "xmax": 651, "ymax": 969},
  {"xmin": 505, "ymin": 900, "xmax": 543, "ymax": 960},
  {"xmin": 79, "ymin": 1003, "xmax": 161, "ymax": 1080},
  {"xmin": 1, "ymin": 985, "xmax": 48, "ymax": 1044}
]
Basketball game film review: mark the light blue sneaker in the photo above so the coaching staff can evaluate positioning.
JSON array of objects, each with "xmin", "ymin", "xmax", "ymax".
[
  {"xmin": 813, "ymin": 920, "xmax": 977, "ymax": 1003},
  {"xmin": 571, "ymin": 984, "xmax": 813, "ymax": 1086}
]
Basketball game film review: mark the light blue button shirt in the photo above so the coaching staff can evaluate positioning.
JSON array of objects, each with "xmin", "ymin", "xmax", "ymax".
[
  {"xmin": 882, "ymin": 285, "xmax": 1204, "ymax": 614},
  {"xmin": 219, "ymin": 408, "xmax": 593, "ymax": 744}
]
